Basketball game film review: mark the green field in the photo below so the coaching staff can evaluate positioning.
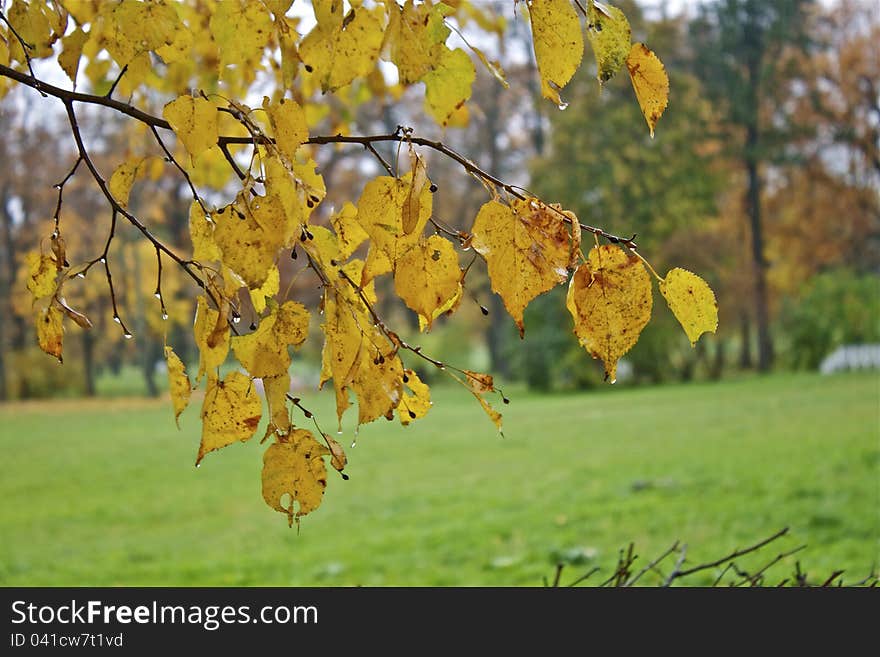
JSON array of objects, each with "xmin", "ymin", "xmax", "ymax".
[{"xmin": 0, "ymin": 372, "xmax": 877, "ymax": 586}]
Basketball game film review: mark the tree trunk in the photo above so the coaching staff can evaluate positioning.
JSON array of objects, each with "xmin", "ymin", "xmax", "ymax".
[{"xmin": 744, "ymin": 130, "xmax": 774, "ymax": 371}]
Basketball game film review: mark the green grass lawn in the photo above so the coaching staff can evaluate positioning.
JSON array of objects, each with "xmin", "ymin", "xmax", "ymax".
[{"xmin": 0, "ymin": 371, "xmax": 877, "ymax": 586}]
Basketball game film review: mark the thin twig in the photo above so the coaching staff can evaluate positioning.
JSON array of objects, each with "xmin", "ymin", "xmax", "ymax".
[
  {"xmin": 624, "ymin": 540, "xmax": 679, "ymax": 586},
  {"xmin": 150, "ymin": 125, "xmax": 209, "ymax": 215},
  {"xmin": 662, "ymin": 544, "xmax": 689, "ymax": 586},
  {"xmin": 675, "ymin": 528, "xmax": 790, "ymax": 580}
]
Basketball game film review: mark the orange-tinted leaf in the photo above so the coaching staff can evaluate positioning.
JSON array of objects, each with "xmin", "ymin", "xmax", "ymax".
[
  {"xmin": 471, "ymin": 198, "xmax": 580, "ymax": 337},
  {"xmin": 566, "ymin": 245, "xmax": 652, "ymax": 382}
]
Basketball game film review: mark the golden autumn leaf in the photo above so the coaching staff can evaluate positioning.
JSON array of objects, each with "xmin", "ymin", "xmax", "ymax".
[
  {"xmin": 389, "ymin": 0, "xmax": 448, "ymax": 84},
  {"xmin": 398, "ymin": 368, "xmax": 431, "ymax": 426},
  {"xmin": 566, "ymin": 245, "xmax": 652, "ymax": 382},
  {"xmin": 58, "ymin": 27, "xmax": 88, "ymax": 84},
  {"xmin": 188, "ymin": 201, "xmax": 221, "ymax": 262},
  {"xmin": 527, "ymin": 0, "xmax": 583, "ymax": 106},
  {"xmin": 626, "ymin": 42, "xmax": 669, "ymax": 138},
  {"xmin": 7, "ymin": 0, "xmax": 55, "ymax": 60},
  {"xmin": 261, "ymin": 429, "xmax": 330, "ymax": 527},
  {"xmin": 471, "ymin": 198, "xmax": 580, "ymax": 337},
  {"xmin": 393, "ymin": 235, "xmax": 462, "ymax": 331},
  {"xmin": 263, "ymin": 372, "xmax": 292, "ymax": 434},
  {"xmin": 262, "ymin": 96, "xmax": 309, "ymax": 164},
  {"xmin": 350, "ymin": 347, "xmax": 404, "ymax": 427},
  {"xmin": 194, "ymin": 296, "xmax": 229, "ymax": 380},
  {"xmin": 162, "ymin": 95, "xmax": 218, "ymax": 161},
  {"xmin": 164, "ymin": 345, "xmax": 191, "ymax": 428},
  {"xmin": 113, "ymin": 0, "xmax": 184, "ymax": 56},
  {"xmin": 36, "ymin": 305, "xmax": 63, "ymax": 362},
  {"xmin": 232, "ymin": 300, "xmax": 310, "ymax": 379},
  {"xmin": 108, "ymin": 156, "xmax": 160, "ymax": 209},
  {"xmin": 209, "ymin": 0, "xmax": 272, "ymax": 76},
  {"xmin": 660, "ymin": 268, "xmax": 719, "ymax": 346},
  {"xmin": 330, "ymin": 202, "xmax": 368, "ymax": 260},
  {"xmin": 423, "ymin": 47, "xmax": 476, "ymax": 127},
  {"xmin": 300, "ymin": 5, "xmax": 385, "ymax": 92},
  {"xmin": 197, "ymin": 371, "xmax": 262, "ymax": 465},
  {"xmin": 319, "ymin": 289, "xmax": 364, "ymax": 424},
  {"xmin": 586, "ymin": 1, "xmax": 632, "ymax": 83},
  {"xmin": 249, "ymin": 265, "xmax": 280, "ymax": 315},
  {"xmin": 212, "ymin": 192, "xmax": 290, "ymax": 288},
  {"xmin": 26, "ymin": 252, "xmax": 56, "ymax": 300},
  {"xmin": 355, "ymin": 173, "xmax": 433, "ymax": 266},
  {"xmin": 361, "ymin": 243, "xmax": 392, "ymax": 287}
]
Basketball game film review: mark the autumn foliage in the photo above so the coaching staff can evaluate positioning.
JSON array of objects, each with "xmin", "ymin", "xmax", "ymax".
[{"xmin": 2, "ymin": 0, "xmax": 717, "ymax": 526}]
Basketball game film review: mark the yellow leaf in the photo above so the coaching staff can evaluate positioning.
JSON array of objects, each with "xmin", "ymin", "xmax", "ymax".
[
  {"xmin": 626, "ymin": 42, "xmax": 669, "ymax": 138},
  {"xmin": 660, "ymin": 268, "xmax": 718, "ymax": 346},
  {"xmin": 189, "ymin": 201, "xmax": 221, "ymax": 262},
  {"xmin": 475, "ymin": 393, "xmax": 503, "ymax": 433},
  {"xmin": 300, "ymin": 6, "xmax": 385, "ymax": 92},
  {"xmin": 194, "ymin": 296, "xmax": 229, "ymax": 380},
  {"xmin": 155, "ymin": 7, "xmax": 193, "ymax": 64},
  {"xmin": 261, "ymin": 429, "xmax": 329, "ymax": 527},
  {"xmin": 58, "ymin": 27, "xmax": 89, "ymax": 84},
  {"xmin": 197, "ymin": 371, "xmax": 262, "ymax": 465},
  {"xmin": 566, "ymin": 245, "xmax": 652, "ymax": 382},
  {"xmin": 263, "ymin": 373, "xmax": 292, "ymax": 434},
  {"xmin": 249, "ymin": 265, "xmax": 280, "ymax": 314},
  {"xmin": 355, "ymin": 174, "xmax": 432, "ymax": 266},
  {"xmin": 586, "ymin": 2, "xmax": 631, "ymax": 83},
  {"xmin": 114, "ymin": 0, "xmax": 184, "ymax": 55},
  {"xmin": 26, "ymin": 252, "xmax": 56, "ymax": 300},
  {"xmin": 213, "ymin": 193, "xmax": 289, "ymax": 288},
  {"xmin": 7, "ymin": 0, "xmax": 54, "ymax": 60},
  {"xmin": 312, "ymin": 0, "xmax": 344, "ymax": 31},
  {"xmin": 262, "ymin": 96, "xmax": 309, "ymax": 164},
  {"xmin": 351, "ymin": 348, "xmax": 404, "ymax": 427},
  {"xmin": 393, "ymin": 235, "xmax": 462, "ymax": 331},
  {"xmin": 528, "ymin": 0, "xmax": 584, "ymax": 106},
  {"xmin": 274, "ymin": 300, "xmax": 311, "ymax": 344},
  {"xmin": 232, "ymin": 301, "xmax": 310, "ymax": 379},
  {"xmin": 209, "ymin": 0, "xmax": 273, "ymax": 77},
  {"xmin": 36, "ymin": 305, "xmax": 63, "ymax": 362},
  {"xmin": 162, "ymin": 96, "xmax": 218, "ymax": 161},
  {"xmin": 263, "ymin": 156, "xmax": 304, "ymax": 233},
  {"xmin": 330, "ymin": 202, "xmax": 368, "ymax": 260},
  {"xmin": 398, "ymin": 368, "xmax": 431, "ymax": 426},
  {"xmin": 389, "ymin": 0, "xmax": 448, "ymax": 84},
  {"xmin": 320, "ymin": 288, "xmax": 370, "ymax": 425},
  {"xmin": 108, "ymin": 156, "xmax": 160, "ymax": 209},
  {"xmin": 423, "ymin": 47, "xmax": 475, "ymax": 127},
  {"xmin": 361, "ymin": 243, "xmax": 392, "ymax": 287},
  {"xmin": 471, "ymin": 198, "xmax": 580, "ymax": 337},
  {"xmin": 164, "ymin": 345, "xmax": 191, "ymax": 427}
]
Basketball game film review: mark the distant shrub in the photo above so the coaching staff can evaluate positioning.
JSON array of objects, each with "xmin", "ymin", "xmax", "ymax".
[
  {"xmin": 779, "ymin": 269, "xmax": 880, "ymax": 369},
  {"xmin": 8, "ymin": 347, "xmax": 85, "ymax": 399}
]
